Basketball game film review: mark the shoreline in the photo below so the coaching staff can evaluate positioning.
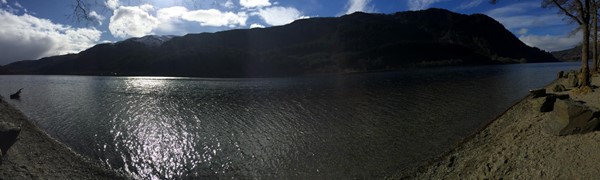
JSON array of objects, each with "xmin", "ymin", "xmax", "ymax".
[
  {"xmin": 391, "ymin": 83, "xmax": 537, "ymax": 177},
  {"xmin": 0, "ymin": 61, "xmax": 569, "ymax": 79},
  {"xmin": 0, "ymin": 98, "xmax": 127, "ymax": 179},
  {"xmin": 395, "ymin": 76, "xmax": 600, "ymax": 179}
]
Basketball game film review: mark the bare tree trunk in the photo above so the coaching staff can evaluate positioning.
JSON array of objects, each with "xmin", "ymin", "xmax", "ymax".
[
  {"xmin": 581, "ymin": 21, "xmax": 591, "ymax": 87},
  {"xmin": 594, "ymin": 2, "xmax": 599, "ymax": 73}
]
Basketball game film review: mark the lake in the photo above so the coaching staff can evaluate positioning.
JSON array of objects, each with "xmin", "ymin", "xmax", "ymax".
[{"xmin": 0, "ymin": 62, "xmax": 579, "ymax": 179}]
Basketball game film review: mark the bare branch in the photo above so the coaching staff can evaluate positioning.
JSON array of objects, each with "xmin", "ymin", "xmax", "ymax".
[{"xmin": 552, "ymin": 0, "xmax": 584, "ymax": 24}]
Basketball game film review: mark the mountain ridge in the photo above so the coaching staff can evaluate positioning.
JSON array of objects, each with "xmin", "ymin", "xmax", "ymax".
[
  {"xmin": 3, "ymin": 8, "xmax": 558, "ymax": 77},
  {"xmin": 551, "ymin": 45, "xmax": 587, "ymax": 62}
]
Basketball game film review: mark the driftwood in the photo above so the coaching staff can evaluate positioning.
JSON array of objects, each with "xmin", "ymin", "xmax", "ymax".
[{"xmin": 9, "ymin": 88, "xmax": 22, "ymax": 99}]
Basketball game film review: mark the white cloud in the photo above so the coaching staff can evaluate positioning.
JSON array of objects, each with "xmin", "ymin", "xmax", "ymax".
[
  {"xmin": 106, "ymin": 0, "xmax": 119, "ymax": 10},
  {"xmin": 255, "ymin": 6, "xmax": 307, "ymax": 26},
  {"xmin": 240, "ymin": 0, "xmax": 271, "ymax": 8},
  {"xmin": 153, "ymin": 6, "xmax": 250, "ymax": 34},
  {"xmin": 0, "ymin": 0, "xmax": 6, "ymax": 4},
  {"xmin": 109, "ymin": 4, "xmax": 159, "ymax": 38},
  {"xmin": 0, "ymin": 10, "xmax": 101, "ymax": 65},
  {"xmin": 517, "ymin": 28, "xmax": 528, "ymax": 35},
  {"xmin": 158, "ymin": 6, "xmax": 188, "ymax": 19},
  {"xmin": 14, "ymin": 2, "xmax": 22, "ymax": 8},
  {"xmin": 182, "ymin": 9, "xmax": 248, "ymax": 27},
  {"xmin": 519, "ymin": 32, "xmax": 581, "ymax": 51},
  {"xmin": 156, "ymin": 6, "xmax": 188, "ymax": 33},
  {"xmin": 485, "ymin": 2, "xmax": 536, "ymax": 17},
  {"xmin": 222, "ymin": 0, "xmax": 234, "ymax": 9},
  {"xmin": 3, "ymin": 4, "xmax": 19, "ymax": 14},
  {"xmin": 485, "ymin": 3, "xmax": 565, "ymax": 30},
  {"xmin": 493, "ymin": 15, "xmax": 564, "ymax": 30},
  {"xmin": 408, "ymin": 0, "xmax": 443, "ymax": 10},
  {"xmin": 457, "ymin": 0, "xmax": 482, "ymax": 10},
  {"xmin": 343, "ymin": 0, "xmax": 374, "ymax": 15},
  {"xmin": 250, "ymin": 23, "xmax": 264, "ymax": 28},
  {"xmin": 89, "ymin": 11, "xmax": 105, "ymax": 25}
]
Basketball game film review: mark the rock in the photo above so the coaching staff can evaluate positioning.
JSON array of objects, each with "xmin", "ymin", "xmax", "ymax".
[
  {"xmin": 531, "ymin": 98, "xmax": 544, "ymax": 111},
  {"xmin": 529, "ymin": 88, "xmax": 546, "ymax": 98},
  {"xmin": 547, "ymin": 99, "xmax": 599, "ymax": 136},
  {"xmin": 567, "ymin": 72, "xmax": 579, "ymax": 87},
  {"xmin": 541, "ymin": 95, "xmax": 557, "ymax": 112},
  {"xmin": 558, "ymin": 71, "xmax": 564, "ymax": 79},
  {"xmin": 9, "ymin": 88, "xmax": 22, "ymax": 99},
  {"xmin": 552, "ymin": 84, "xmax": 567, "ymax": 92},
  {"xmin": 531, "ymin": 95, "xmax": 556, "ymax": 112},
  {"xmin": 0, "ymin": 122, "xmax": 20, "ymax": 155},
  {"xmin": 555, "ymin": 94, "xmax": 570, "ymax": 100}
]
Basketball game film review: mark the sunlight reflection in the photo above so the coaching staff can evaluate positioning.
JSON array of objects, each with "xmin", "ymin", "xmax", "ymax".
[
  {"xmin": 124, "ymin": 77, "xmax": 172, "ymax": 94},
  {"xmin": 108, "ymin": 77, "xmax": 202, "ymax": 179}
]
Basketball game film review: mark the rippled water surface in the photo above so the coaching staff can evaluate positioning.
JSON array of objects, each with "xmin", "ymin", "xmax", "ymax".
[{"xmin": 0, "ymin": 63, "xmax": 578, "ymax": 178}]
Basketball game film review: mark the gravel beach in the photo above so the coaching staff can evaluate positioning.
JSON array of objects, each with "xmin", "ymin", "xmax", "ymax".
[
  {"xmin": 396, "ymin": 75, "xmax": 600, "ymax": 179},
  {"xmin": 0, "ymin": 98, "xmax": 126, "ymax": 179}
]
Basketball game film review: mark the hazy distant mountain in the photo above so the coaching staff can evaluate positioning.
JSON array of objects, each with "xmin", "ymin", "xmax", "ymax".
[
  {"xmin": 551, "ymin": 45, "xmax": 586, "ymax": 62},
  {"xmin": 3, "ymin": 8, "xmax": 558, "ymax": 77},
  {"xmin": 124, "ymin": 35, "xmax": 176, "ymax": 48}
]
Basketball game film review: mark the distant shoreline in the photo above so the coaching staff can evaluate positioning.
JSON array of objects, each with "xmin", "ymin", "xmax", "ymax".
[
  {"xmin": 0, "ymin": 98, "xmax": 127, "ymax": 179},
  {"xmin": 0, "ymin": 61, "xmax": 567, "ymax": 80}
]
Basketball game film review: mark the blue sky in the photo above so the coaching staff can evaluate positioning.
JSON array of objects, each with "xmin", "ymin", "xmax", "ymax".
[{"xmin": 0, "ymin": 0, "xmax": 581, "ymax": 65}]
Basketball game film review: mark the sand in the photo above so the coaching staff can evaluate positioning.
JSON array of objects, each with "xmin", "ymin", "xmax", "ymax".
[
  {"xmin": 0, "ymin": 99, "xmax": 127, "ymax": 179},
  {"xmin": 395, "ymin": 75, "xmax": 600, "ymax": 179}
]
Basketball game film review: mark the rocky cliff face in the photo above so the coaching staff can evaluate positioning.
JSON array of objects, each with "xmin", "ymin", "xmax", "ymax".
[{"xmin": 4, "ymin": 8, "xmax": 558, "ymax": 77}]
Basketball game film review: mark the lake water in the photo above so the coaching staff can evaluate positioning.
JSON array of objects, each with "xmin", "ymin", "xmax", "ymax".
[{"xmin": 0, "ymin": 62, "xmax": 579, "ymax": 179}]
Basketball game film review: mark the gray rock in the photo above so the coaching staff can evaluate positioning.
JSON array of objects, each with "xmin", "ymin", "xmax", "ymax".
[
  {"xmin": 558, "ymin": 71, "xmax": 564, "ymax": 79},
  {"xmin": 552, "ymin": 84, "xmax": 567, "ymax": 92},
  {"xmin": 0, "ymin": 122, "xmax": 20, "ymax": 155},
  {"xmin": 567, "ymin": 72, "xmax": 579, "ymax": 87},
  {"xmin": 547, "ymin": 99, "xmax": 599, "ymax": 136},
  {"xmin": 531, "ymin": 95, "xmax": 557, "ymax": 112},
  {"xmin": 529, "ymin": 88, "xmax": 546, "ymax": 98},
  {"xmin": 531, "ymin": 98, "xmax": 545, "ymax": 112},
  {"xmin": 541, "ymin": 95, "xmax": 557, "ymax": 112}
]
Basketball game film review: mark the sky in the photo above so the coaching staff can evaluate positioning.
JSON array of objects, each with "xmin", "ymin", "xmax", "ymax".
[{"xmin": 0, "ymin": 0, "xmax": 581, "ymax": 65}]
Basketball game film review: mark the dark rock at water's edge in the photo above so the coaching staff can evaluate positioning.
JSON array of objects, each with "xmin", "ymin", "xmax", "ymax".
[
  {"xmin": 529, "ymin": 88, "xmax": 547, "ymax": 98},
  {"xmin": 546, "ymin": 98, "xmax": 600, "ymax": 136},
  {"xmin": 9, "ymin": 88, "xmax": 22, "ymax": 99},
  {"xmin": 2, "ymin": 8, "xmax": 558, "ymax": 78},
  {"xmin": 0, "ymin": 122, "xmax": 21, "ymax": 155}
]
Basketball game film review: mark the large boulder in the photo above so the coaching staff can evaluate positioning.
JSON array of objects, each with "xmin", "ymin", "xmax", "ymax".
[
  {"xmin": 567, "ymin": 72, "xmax": 579, "ymax": 87},
  {"xmin": 0, "ymin": 122, "xmax": 20, "ymax": 155},
  {"xmin": 547, "ymin": 99, "xmax": 599, "ymax": 136},
  {"xmin": 531, "ymin": 95, "xmax": 556, "ymax": 112},
  {"xmin": 529, "ymin": 88, "xmax": 546, "ymax": 98}
]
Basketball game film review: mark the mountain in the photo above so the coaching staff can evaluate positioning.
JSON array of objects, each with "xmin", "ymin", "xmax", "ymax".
[
  {"xmin": 3, "ymin": 8, "xmax": 558, "ymax": 77},
  {"xmin": 551, "ymin": 45, "xmax": 586, "ymax": 62},
  {"xmin": 123, "ymin": 35, "xmax": 176, "ymax": 47}
]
